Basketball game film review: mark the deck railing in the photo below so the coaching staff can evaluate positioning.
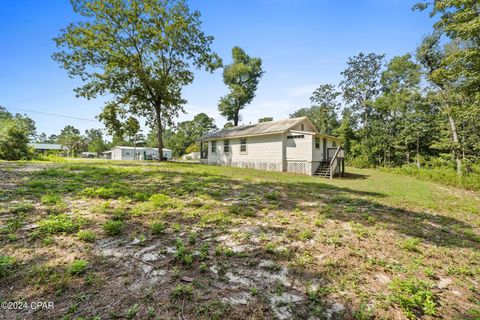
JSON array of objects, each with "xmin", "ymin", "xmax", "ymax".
[
  {"xmin": 329, "ymin": 146, "xmax": 344, "ymax": 179},
  {"xmin": 200, "ymin": 150, "xmax": 208, "ymax": 159}
]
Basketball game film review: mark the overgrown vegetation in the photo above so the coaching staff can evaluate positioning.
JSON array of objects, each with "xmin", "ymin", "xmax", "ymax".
[{"xmin": 1, "ymin": 160, "xmax": 478, "ymax": 319}]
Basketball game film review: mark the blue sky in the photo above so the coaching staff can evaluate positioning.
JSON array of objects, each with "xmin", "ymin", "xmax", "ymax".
[{"xmin": 0, "ymin": 0, "xmax": 434, "ymax": 136}]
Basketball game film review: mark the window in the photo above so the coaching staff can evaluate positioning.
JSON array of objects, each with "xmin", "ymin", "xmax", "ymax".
[
  {"xmin": 240, "ymin": 138, "xmax": 247, "ymax": 153},
  {"xmin": 301, "ymin": 124, "xmax": 305, "ymax": 131},
  {"xmin": 211, "ymin": 141, "xmax": 217, "ymax": 153},
  {"xmin": 332, "ymin": 141, "xmax": 337, "ymax": 147},
  {"xmin": 125, "ymin": 152, "xmax": 130, "ymax": 155},
  {"xmin": 287, "ymin": 135, "xmax": 304, "ymax": 139},
  {"xmin": 315, "ymin": 137, "xmax": 320, "ymax": 149},
  {"xmin": 223, "ymin": 140, "xmax": 230, "ymax": 153}
]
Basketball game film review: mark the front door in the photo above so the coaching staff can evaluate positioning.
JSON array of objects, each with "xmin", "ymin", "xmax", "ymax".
[{"xmin": 322, "ymin": 138, "xmax": 327, "ymax": 161}]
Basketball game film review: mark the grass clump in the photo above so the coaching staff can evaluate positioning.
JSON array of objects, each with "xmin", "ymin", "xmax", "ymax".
[
  {"xmin": 40, "ymin": 194, "xmax": 63, "ymax": 205},
  {"xmin": 83, "ymin": 182, "xmax": 131, "ymax": 199},
  {"xmin": 149, "ymin": 194, "xmax": 178, "ymax": 208},
  {"xmin": 0, "ymin": 256, "xmax": 15, "ymax": 278},
  {"xmin": 174, "ymin": 239, "xmax": 193, "ymax": 266},
  {"xmin": 39, "ymin": 214, "xmax": 79, "ymax": 235},
  {"xmin": 68, "ymin": 259, "xmax": 88, "ymax": 275},
  {"xmin": 103, "ymin": 220, "xmax": 124, "ymax": 236},
  {"xmin": 77, "ymin": 230, "xmax": 97, "ymax": 243},
  {"xmin": 228, "ymin": 205, "xmax": 255, "ymax": 217},
  {"xmin": 150, "ymin": 221, "xmax": 166, "ymax": 235},
  {"xmin": 171, "ymin": 284, "xmax": 194, "ymax": 300},
  {"xmin": 388, "ymin": 277, "xmax": 436, "ymax": 319},
  {"xmin": 401, "ymin": 238, "xmax": 421, "ymax": 252},
  {"xmin": 298, "ymin": 229, "xmax": 314, "ymax": 241}
]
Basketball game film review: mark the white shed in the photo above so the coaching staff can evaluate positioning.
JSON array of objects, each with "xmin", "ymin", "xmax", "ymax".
[{"xmin": 103, "ymin": 146, "xmax": 172, "ymax": 161}]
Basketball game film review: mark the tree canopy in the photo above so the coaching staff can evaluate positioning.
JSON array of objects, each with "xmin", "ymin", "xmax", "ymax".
[
  {"xmin": 54, "ymin": 0, "xmax": 222, "ymax": 160},
  {"xmin": 218, "ymin": 47, "xmax": 264, "ymax": 126}
]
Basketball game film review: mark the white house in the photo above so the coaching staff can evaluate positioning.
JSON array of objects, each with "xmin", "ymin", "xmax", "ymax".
[
  {"xmin": 103, "ymin": 146, "xmax": 172, "ymax": 161},
  {"xmin": 198, "ymin": 117, "xmax": 345, "ymax": 177}
]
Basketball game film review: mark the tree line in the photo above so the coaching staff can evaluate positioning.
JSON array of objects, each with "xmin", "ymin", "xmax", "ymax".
[{"xmin": 291, "ymin": 1, "xmax": 479, "ymax": 179}]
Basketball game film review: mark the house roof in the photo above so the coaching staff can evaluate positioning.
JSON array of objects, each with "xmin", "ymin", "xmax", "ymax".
[
  {"xmin": 29, "ymin": 143, "xmax": 66, "ymax": 150},
  {"xmin": 108, "ymin": 146, "xmax": 172, "ymax": 151},
  {"xmin": 198, "ymin": 117, "xmax": 309, "ymax": 141},
  {"xmin": 198, "ymin": 117, "xmax": 341, "ymax": 141}
]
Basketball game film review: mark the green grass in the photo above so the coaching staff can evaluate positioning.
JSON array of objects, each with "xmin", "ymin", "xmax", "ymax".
[
  {"xmin": 103, "ymin": 220, "xmax": 124, "ymax": 236},
  {"xmin": 0, "ymin": 256, "xmax": 15, "ymax": 278},
  {"xmin": 0, "ymin": 160, "xmax": 478, "ymax": 320},
  {"xmin": 68, "ymin": 259, "xmax": 88, "ymax": 275},
  {"xmin": 38, "ymin": 214, "xmax": 80, "ymax": 234},
  {"xmin": 77, "ymin": 230, "xmax": 97, "ymax": 243},
  {"xmin": 389, "ymin": 277, "xmax": 436, "ymax": 319}
]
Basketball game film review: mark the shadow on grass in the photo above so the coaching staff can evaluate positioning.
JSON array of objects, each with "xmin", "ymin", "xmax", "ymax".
[{"xmin": 7, "ymin": 162, "xmax": 480, "ymax": 251}]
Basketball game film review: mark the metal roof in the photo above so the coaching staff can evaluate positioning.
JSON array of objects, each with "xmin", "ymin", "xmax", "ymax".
[
  {"xmin": 109, "ymin": 146, "xmax": 172, "ymax": 151},
  {"xmin": 198, "ymin": 117, "xmax": 311, "ymax": 141},
  {"xmin": 29, "ymin": 143, "xmax": 66, "ymax": 150}
]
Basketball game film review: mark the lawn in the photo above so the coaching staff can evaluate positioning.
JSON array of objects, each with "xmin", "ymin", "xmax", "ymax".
[{"xmin": 0, "ymin": 160, "xmax": 479, "ymax": 320}]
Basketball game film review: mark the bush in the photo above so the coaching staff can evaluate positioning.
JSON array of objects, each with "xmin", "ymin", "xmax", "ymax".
[
  {"xmin": 77, "ymin": 230, "xmax": 97, "ymax": 242},
  {"xmin": 68, "ymin": 259, "xmax": 88, "ymax": 275},
  {"xmin": 389, "ymin": 277, "xmax": 436, "ymax": 319},
  {"xmin": 103, "ymin": 220, "xmax": 124, "ymax": 236},
  {"xmin": 0, "ymin": 117, "xmax": 33, "ymax": 160},
  {"xmin": 39, "ymin": 214, "xmax": 79, "ymax": 234}
]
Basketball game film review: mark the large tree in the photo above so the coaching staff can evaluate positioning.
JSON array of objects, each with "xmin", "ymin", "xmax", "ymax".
[
  {"xmin": 415, "ymin": 0, "xmax": 480, "ymax": 96},
  {"xmin": 85, "ymin": 128, "xmax": 108, "ymax": 155},
  {"xmin": 218, "ymin": 47, "xmax": 264, "ymax": 126},
  {"xmin": 340, "ymin": 53, "xmax": 385, "ymax": 125},
  {"xmin": 53, "ymin": 0, "xmax": 221, "ymax": 161},
  {"xmin": 58, "ymin": 125, "xmax": 85, "ymax": 157},
  {"xmin": 290, "ymin": 84, "xmax": 340, "ymax": 135},
  {"xmin": 162, "ymin": 112, "xmax": 216, "ymax": 156}
]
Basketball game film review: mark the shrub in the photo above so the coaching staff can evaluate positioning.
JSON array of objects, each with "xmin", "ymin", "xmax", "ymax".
[
  {"xmin": 39, "ymin": 214, "xmax": 79, "ymax": 234},
  {"xmin": 77, "ymin": 230, "xmax": 97, "ymax": 243},
  {"xmin": 68, "ymin": 259, "xmax": 88, "ymax": 275},
  {"xmin": 0, "ymin": 256, "xmax": 15, "ymax": 278},
  {"xmin": 389, "ymin": 277, "xmax": 436, "ymax": 319},
  {"xmin": 103, "ymin": 220, "xmax": 124, "ymax": 236}
]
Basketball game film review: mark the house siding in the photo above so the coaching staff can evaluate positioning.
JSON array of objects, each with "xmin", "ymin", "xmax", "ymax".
[
  {"xmin": 199, "ymin": 118, "xmax": 343, "ymax": 176},
  {"xmin": 205, "ymin": 134, "xmax": 283, "ymax": 171}
]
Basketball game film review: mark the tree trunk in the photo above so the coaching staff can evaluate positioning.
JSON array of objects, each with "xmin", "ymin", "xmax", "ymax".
[
  {"xmin": 447, "ymin": 113, "xmax": 462, "ymax": 176},
  {"xmin": 233, "ymin": 111, "xmax": 239, "ymax": 126},
  {"xmin": 155, "ymin": 104, "xmax": 164, "ymax": 162},
  {"xmin": 416, "ymin": 137, "xmax": 420, "ymax": 169}
]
